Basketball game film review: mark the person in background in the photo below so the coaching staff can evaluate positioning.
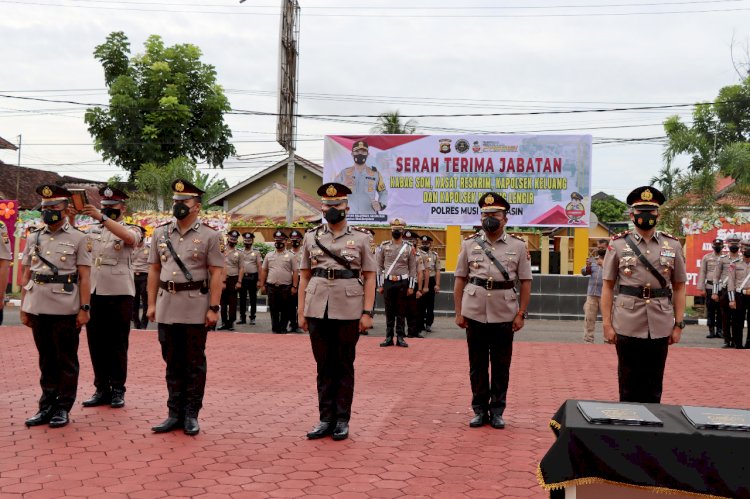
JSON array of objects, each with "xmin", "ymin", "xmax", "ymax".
[
  {"xmin": 131, "ymin": 226, "xmax": 150, "ymax": 329},
  {"xmin": 713, "ymin": 234, "xmax": 742, "ymax": 348},
  {"xmin": 698, "ymin": 238, "xmax": 724, "ymax": 339},
  {"xmin": 417, "ymin": 235, "xmax": 440, "ymax": 334},
  {"xmin": 218, "ymin": 230, "xmax": 243, "ymax": 331},
  {"xmin": 581, "ymin": 239, "xmax": 609, "ymax": 343},
  {"xmin": 288, "ymin": 229, "xmax": 304, "ymax": 333},
  {"xmin": 259, "ymin": 231, "xmax": 299, "ymax": 334},
  {"xmin": 238, "ymin": 231, "xmax": 261, "ymax": 325},
  {"xmin": 0, "ymin": 220, "xmax": 11, "ymax": 325}
]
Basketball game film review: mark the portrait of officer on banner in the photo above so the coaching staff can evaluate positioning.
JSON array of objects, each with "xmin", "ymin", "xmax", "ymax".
[{"xmin": 333, "ymin": 140, "xmax": 388, "ymax": 223}]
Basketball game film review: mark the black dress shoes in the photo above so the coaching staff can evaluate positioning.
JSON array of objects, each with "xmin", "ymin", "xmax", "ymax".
[
  {"xmin": 25, "ymin": 408, "xmax": 53, "ymax": 427},
  {"xmin": 152, "ymin": 416, "xmax": 183, "ymax": 433},
  {"xmin": 306, "ymin": 421, "xmax": 334, "ymax": 439},
  {"xmin": 184, "ymin": 417, "xmax": 200, "ymax": 435},
  {"xmin": 469, "ymin": 413, "xmax": 488, "ymax": 428},
  {"xmin": 110, "ymin": 389, "xmax": 125, "ymax": 408},
  {"xmin": 380, "ymin": 338, "xmax": 394, "ymax": 347},
  {"xmin": 425, "ymin": 325, "xmax": 432, "ymax": 333},
  {"xmin": 237, "ymin": 318, "xmax": 247, "ymax": 325},
  {"xmin": 396, "ymin": 338, "xmax": 409, "ymax": 347},
  {"xmin": 82, "ymin": 391, "xmax": 111, "ymax": 407},
  {"xmin": 249, "ymin": 319, "xmax": 256, "ymax": 325},
  {"xmin": 49, "ymin": 409, "xmax": 70, "ymax": 428},
  {"xmin": 490, "ymin": 414, "xmax": 506, "ymax": 429},
  {"xmin": 332, "ymin": 421, "xmax": 349, "ymax": 441}
]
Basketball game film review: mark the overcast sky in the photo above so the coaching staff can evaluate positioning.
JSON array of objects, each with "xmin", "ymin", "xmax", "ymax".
[{"xmin": 1, "ymin": 0, "xmax": 748, "ymax": 201}]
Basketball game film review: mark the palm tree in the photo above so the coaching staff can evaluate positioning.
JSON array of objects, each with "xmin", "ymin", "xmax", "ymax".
[
  {"xmin": 370, "ymin": 111, "xmax": 418, "ymax": 134},
  {"xmin": 648, "ymin": 164, "xmax": 680, "ymax": 200}
]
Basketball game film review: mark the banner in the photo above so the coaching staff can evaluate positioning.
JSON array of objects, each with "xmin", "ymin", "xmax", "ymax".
[
  {"xmin": 0, "ymin": 200, "xmax": 18, "ymax": 287},
  {"xmin": 683, "ymin": 215, "xmax": 750, "ymax": 296},
  {"xmin": 323, "ymin": 134, "xmax": 592, "ymax": 226}
]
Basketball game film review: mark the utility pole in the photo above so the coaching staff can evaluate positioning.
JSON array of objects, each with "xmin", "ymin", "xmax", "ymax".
[
  {"xmin": 277, "ymin": 0, "xmax": 300, "ymax": 224},
  {"xmin": 14, "ymin": 134, "xmax": 22, "ymax": 201}
]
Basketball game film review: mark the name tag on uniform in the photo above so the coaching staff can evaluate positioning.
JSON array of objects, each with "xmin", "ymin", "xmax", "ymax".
[
  {"xmin": 346, "ymin": 240, "xmax": 356, "ymax": 247},
  {"xmin": 660, "ymin": 250, "xmax": 675, "ymax": 258},
  {"xmin": 505, "ymin": 251, "xmax": 517, "ymax": 256}
]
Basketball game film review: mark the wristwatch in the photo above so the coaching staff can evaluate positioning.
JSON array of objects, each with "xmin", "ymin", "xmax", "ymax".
[
  {"xmin": 100, "ymin": 213, "xmax": 108, "ymax": 223},
  {"xmin": 80, "ymin": 304, "xmax": 91, "ymax": 312},
  {"xmin": 676, "ymin": 320, "xmax": 686, "ymax": 329},
  {"xmin": 518, "ymin": 310, "xmax": 528, "ymax": 319},
  {"xmin": 209, "ymin": 305, "xmax": 220, "ymax": 313},
  {"xmin": 362, "ymin": 309, "xmax": 374, "ymax": 317}
]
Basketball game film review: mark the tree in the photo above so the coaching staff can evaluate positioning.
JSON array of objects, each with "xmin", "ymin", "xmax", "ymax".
[
  {"xmin": 648, "ymin": 164, "xmax": 680, "ymax": 200},
  {"xmin": 135, "ymin": 157, "xmax": 228, "ymax": 211},
  {"xmin": 85, "ymin": 32, "xmax": 235, "ymax": 180},
  {"xmin": 591, "ymin": 197, "xmax": 627, "ymax": 224},
  {"xmin": 370, "ymin": 111, "xmax": 418, "ymax": 134}
]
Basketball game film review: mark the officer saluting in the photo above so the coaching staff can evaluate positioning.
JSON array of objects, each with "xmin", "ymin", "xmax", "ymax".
[
  {"xmin": 20, "ymin": 185, "xmax": 92, "ymax": 428},
  {"xmin": 454, "ymin": 193, "xmax": 532, "ymax": 429},
  {"xmin": 218, "ymin": 230, "xmax": 243, "ymax": 331},
  {"xmin": 376, "ymin": 218, "xmax": 417, "ymax": 347},
  {"xmin": 146, "ymin": 179, "xmax": 224, "ymax": 435},
  {"xmin": 298, "ymin": 182, "xmax": 377, "ymax": 440},
  {"xmin": 238, "ymin": 231, "xmax": 261, "ymax": 325},
  {"xmin": 601, "ymin": 186, "xmax": 687, "ymax": 403}
]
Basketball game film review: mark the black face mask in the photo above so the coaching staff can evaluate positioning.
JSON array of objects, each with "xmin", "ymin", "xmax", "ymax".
[
  {"xmin": 597, "ymin": 248, "xmax": 607, "ymax": 257},
  {"xmin": 102, "ymin": 207, "xmax": 121, "ymax": 220},
  {"xmin": 744, "ymin": 249, "xmax": 750, "ymax": 258},
  {"xmin": 482, "ymin": 216, "xmax": 501, "ymax": 233},
  {"xmin": 292, "ymin": 240, "xmax": 301, "ymax": 248},
  {"xmin": 420, "ymin": 245, "xmax": 429, "ymax": 251},
  {"xmin": 173, "ymin": 202, "xmax": 190, "ymax": 220},
  {"xmin": 632, "ymin": 212, "xmax": 657, "ymax": 230},
  {"xmin": 43, "ymin": 209, "xmax": 64, "ymax": 225},
  {"xmin": 275, "ymin": 242, "xmax": 285, "ymax": 250},
  {"xmin": 353, "ymin": 154, "xmax": 367, "ymax": 165},
  {"xmin": 729, "ymin": 245, "xmax": 740, "ymax": 253},
  {"xmin": 324, "ymin": 206, "xmax": 346, "ymax": 225},
  {"xmin": 391, "ymin": 229, "xmax": 402, "ymax": 239},
  {"xmin": 228, "ymin": 241, "xmax": 236, "ymax": 247},
  {"xmin": 713, "ymin": 245, "xmax": 723, "ymax": 253}
]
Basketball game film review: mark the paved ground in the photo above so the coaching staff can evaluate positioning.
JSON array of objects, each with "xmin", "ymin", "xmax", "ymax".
[{"xmin": 2, "ymin": 318, "xmax": 749, "ymax": 498}]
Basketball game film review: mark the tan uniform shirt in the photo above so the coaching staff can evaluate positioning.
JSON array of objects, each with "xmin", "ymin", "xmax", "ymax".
[
  {"xmin": 728, "ymin": 259, "xmax": 750, "ymax": 296},
  {"xmin": 21, "ymin": 222, "xmax": 92, "ymax": 315},
  {"xmin": 376, "ymin": 240, "xmax": 417, "ymax": 286},
  {"xmin": 132, "ymin": 244, "xmax": 151, "ymax": 274},
  {"xmin": 262, "ymin": 249, "xmax": 298, "ymax": 285},
  {"xmin": 697, "ymin": 252, "xmax": 722, "ymax": 289},
  {"xmin": 148, "ymin": 219, "xmax": 224, "ymax": 325},
  {"xmin": 420, "ymin": 249, "xmax": 440, "ymax": 277},
  {"xmin": 602, "ymin": 231, "xmax": 687, "ymax": 339},
  {"xmin": 455, "ymin": 231, "xmax": 532, "ymax": 323},
  {"xmin": 224, "ymin": 245, "xmax": 241, "ymax": 277},
  {"xmin": 0, "ymin": 221, "xmax": 11, "ymax": 261},
  {"xmin": 300, "ymin": 224, "xmax": 376, "ymax": 320},
  {"xmin": 713, "ymin": 254, "xmax": 741, "ymax": 290},
  {"xmin": 242, "ymin": 248, "xmax": 261, "ymax": 275},
  {"xmin": 89, "ymin": 222, "xmax": 142, "ymax": 296}
]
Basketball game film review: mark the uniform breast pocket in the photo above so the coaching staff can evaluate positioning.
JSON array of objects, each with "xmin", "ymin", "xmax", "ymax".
[
  {"xmin": 55, "ymin": 244, "xmax": 76, "ymax": 268},
  {"xmin": 660, "ymin": 256, "xmax": 675, "ymax": 269},
  {"xmin": 340, "ymin": 249, "xmax": 360, "ymax": 265},
  {"xmin": 345, "ymin": 285, "xmax": 364, "ymax": 298},
  {"xmin": 616, "ymin": 295, "xmax": 636, "ymax": 310},
  {"xmin": 190, "ymin": 246, "xmax": 204, "ymax": 260},
  {"xmin": 468, "ymin": 255, "xmax": 484, "ymax": 269}
]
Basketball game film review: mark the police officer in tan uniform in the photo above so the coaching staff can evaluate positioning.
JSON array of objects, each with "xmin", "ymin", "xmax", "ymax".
[
  {"xmin": 0, "ymin": 220, "xmax": 11, "ymax": 325},
  {"xmin": 238, "ymin": 231, "xmax": 261, "ymax": 325},
  {"xmin": 288, "ymin": 229, "xmax": 304, "ymax": 333},
  {"xmin": 298, "ymin": 183, "xmax": 377, "ymax": 440},
  {"xmin": 20, "ymin": 185, "xmax": 92, "ymax": 428},
  {"xmin": 146, "ymin": 179, "xmax": 224, "ymax": 435},
  {"xmin": 713, "ymin": 234, "xmax": 742, "ymax": 348},
  {"xmin": 403, "ymin": 229, "xmax": 425, "ymax": 339},
  {"xmin": 601, "ymin": 186, "xmax": 687, "ymax": 404},
  {"xmin": 218, "ymin": 230, "xmax": 243, "ymax": 331},
  {"xmin": 78, "ymin": 186, "xmax": 142, "ymax": 409},
  {"xmin": 376, "ymin": 218, "xmax": 416, "ymax": 347},
  {"xmin": 727, "ymin": 238, "xmax": 750, "ymax": 349},
  {"xmin": 418, "ymin": 235, "xmax": 441, "ymax": 333},
  {"xmin": 259, "ymin": 231, "xmax": 299, "ymax": 334},
  {"xmin": 131, "ymin": 226, "xmax": 150, "ymax": 329},
  {"xmin": 698, "ymin": 238, "xmax": 724, "ymax": 339},
  {"xmin": 454, "ymin": 193, "xmax": 532, "ymax": 429}
]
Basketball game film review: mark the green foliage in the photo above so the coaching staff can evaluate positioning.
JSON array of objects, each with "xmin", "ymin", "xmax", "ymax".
[
  {"xmin": 370, "ymin": 111, "xmax": 418, "ymax": 134},
  {"xmin": 134, "ymin": 156, "xmax": 227, "ymax": 211},
  {"xmin": 85, "ymin": 31, "xmax": 235, "ymax": 180},
  {"xmin": 591, "ymin": 197, "xmax": 627, "ymax": 224}
]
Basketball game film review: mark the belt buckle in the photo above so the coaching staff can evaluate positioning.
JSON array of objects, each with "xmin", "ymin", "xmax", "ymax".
[
  {"xmin": 642, "ymin": 286, "xmax": 651, "ymax": 300},
  {"xmin": 390, "ymin": 275, "xmax": 398, "ymax": 282},
  {"xmin": 485, "ymin": 277, "xmax": 493, "ymax": 290},
  {"xmin": 94, "ymin": 256, "xmax": 102, "ymax": 267},
  {"xmin": 167, "ymin": 280, "xmax": 176, "ymax": 294},
  {"xmin": 327, "ymin": 268, "xmax": 335, "ymax": 280}
]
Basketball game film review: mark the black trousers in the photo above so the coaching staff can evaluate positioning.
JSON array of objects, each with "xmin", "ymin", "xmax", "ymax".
[
  {"xmin": 720, "ymin": 291, "xmax": 735, "ymax": 345},
  {"xmin": 418, "ymin": 276, "xmax": 437, "ymax": 328},
  {"xmin": 383, "ymin": 280, "xmax": 408, "ymax": 339},
  {"xmin": 29, "ymin": 314, "xmax": 80, "ymax": 412},
  {"xmin": 87, "ymin": 293, "xmax": 134, "ymax": 393},
  {"xmin": 705, "ymin": 286, "xmax": 721, "ymax": 333},
  {"xmin": 466, "ymin": 319, "xmax": 514, "ymax": 415},
  {"xmin": 732, "ymin": 294, "xmax": 750, "ymax": 348},
  {"xmin": 267, "ymin": 284, "xmax": 291, "ymax": 333},
  {"xmin": 132, "ymin": 274, "xmax": 148, "ymax": 327},
  {"xmin": 157, "ymin": 323, "xmax": 208, "ymax": 417},
  {"xmin": 406, "ymin": 287, "xmax": 419, "ymax": 335},
  {"xmin": 615, "ymin": 334, "xmax": 670, "ymax": 403},
  {"xmin": 308, "ymin": 316, "xmax": 360, "ymax": 422},
  {"xmin": 220, "ymin": 275, "xmax": 239, "ymax": 325},
  {"xmin": 239, "ymin": 273, "xmax": 258, "ymax": 320},
  {"xmin": 289, "ymin": 290, "xmax": 299, "ymax": 330}
]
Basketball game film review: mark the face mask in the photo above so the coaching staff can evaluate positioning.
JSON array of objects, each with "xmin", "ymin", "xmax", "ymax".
[
  {"xmin": 482, "ymin": 216, "xmax": 501, "ymax": 233},
  {"xmin": 713, "ymin": 245, "xmax": 723, "ymax": 253},
  {"xmin": 275, "ymin": 242, "xmax": 285, "ymax": 249},
  {"xmin": 744, "ymin": 249, "xmax": 750, "ymax": 258},
  {"xmin": 244, "ymin": 240, "xmax": 253, "ymax": 247},
  {"xmin": 173, "ymin": 202, "xmax": 190, "ymax": 220},
  {"xmin": 228, "ymin": 241, "xmax": 236, "ymax": 247},
  {"xmin": 324, "ymin": 206, "xmax": 346, "ymax": 224},
  {"xmin": 292, "ymin": 240, "xmax": 301, "ymax": 248},
  {"xmin": 43, "ymin": 209, "xmax": 63, "ymax": 225},
  {"xmin": 730, "ymin": 245, "xmax": 740, "ymax": 253},
  {"xmin": 101, "ymin": 207, "xmax": 121, "ymax": 220},
  {"xmin": 353, "ymin": 154, "xmax": 367, "ymax": 165},
  {"xmin": 391, "ymin": 229, "xmax": 402, "ymax": 239},
  {"xmin": 632, "ymin": 212, "xmax": 657, "ymax": 230},
  {"xmin": 597, "ymin": 248, "xmax": 607, "ymax": 257},
  {"xmin": 420, "ymin": 245, "xmax": 429, "ymax": 251}
]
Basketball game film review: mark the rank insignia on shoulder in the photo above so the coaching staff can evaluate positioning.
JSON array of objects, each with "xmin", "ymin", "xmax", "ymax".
[
  {"xmin": 612, "ymin": 230, "xmax": 630, "ymax": 240},
  {"xmin": 219, "ymin": 242, "xmax": 226, "ymax": 253},
  {"xmin": 201, "ymin": 221, "xmax": 217, "ymax": 231},
  {"xmin": 510, "ymin": 234, "xmax": 526, "ymax": 242},
  {"xmin": 659, "ymin": 231, "xmax": 678, "ymax": 240}
]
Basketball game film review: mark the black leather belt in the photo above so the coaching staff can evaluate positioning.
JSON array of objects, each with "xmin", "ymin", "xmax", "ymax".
[
  {"xmin": 312, "ymin": 268, "xmax": 361, "ymax": 280},
  {"xmin": 134, "ymin": 272, "xmax": 147, "ymax": 277},
  {"xmin": 267, "ymin": 283, "xmax": 291, "ymax": 288},
  {"xmin": 706, "ymin": 280, "xmax": 713, "ymax": 284},
  {"xmin": 32, "ymin": 272, "xmax": 78, "ymax": 284},
  {"xmin": 618, "ymin": 284, "xmax": 672, "ymax": 299},
  {"xmin": 243, "ymin": 272, "xmax": 258, "ymax": 279},
  {"xmin": 469, "ymin": 277, "xmax": 514, "ymax": 290},
  {"xmin": 160, "ymin": 279, "xmax": 205, "ymax": 293}
]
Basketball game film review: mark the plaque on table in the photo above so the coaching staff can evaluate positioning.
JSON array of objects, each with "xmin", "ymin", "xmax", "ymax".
[
  {"xmin": 681, "ymin": 405, "xmax": 750, "ymax": 431},
  {"xmin": 577, "ymin": 401, "xmax": 663, "ymax": 426}
]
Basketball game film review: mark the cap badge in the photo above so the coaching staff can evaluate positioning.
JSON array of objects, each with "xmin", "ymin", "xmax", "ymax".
[
  {"xmin": 42, "ymin": 186, "xmax": 53, "ymax": 198},
  {"xmin": 485, "ymin": 194, "xmax": 495, "ymax": 205},
  {"xmin": 104, "ymin": 187, "xmax": 113, "ymax": 198},
  {"xmin": 175, "ymin": 181, "xmax": 185, "ymax": 192},
  {"xmin": 641, "ymin": 189, "xmax": 653, "ymax": 201},
  {"xmin": 326, "ymin": 184, "xmax": 337, "ymax": 196}
]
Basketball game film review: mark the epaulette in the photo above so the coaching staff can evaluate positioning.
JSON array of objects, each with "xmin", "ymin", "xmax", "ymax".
[
  {"xmin": 464, "ymin": 232, "xmax": 480, "ymax": 240},
  {"xmin": 201, "ymin": 221, "xmax": 217, "ymax": 231},
  {"xmin": 612, "ymin": 230, "xmax": 630, "ymax": 240},
  {"xmin": 659, "ymin": 231, "xmax": 678, "ymax": 240},
  {"xmin": 28, "ymin": 225, "xmax": 42, "ymax": 233},
  {"xmin": 156, "ymin": 221, "xmax": 171, "ymax": 228},
  {"xmin": 352, "ymin": 226, "xmax": 372, "ymax": 235},
  {"xmin": 311, "ymin": 223, "xmax": 324, "ymax": 232},
  {"xmin": 510, "ymin": 234, "xmax": 526, "ymax": 242}
]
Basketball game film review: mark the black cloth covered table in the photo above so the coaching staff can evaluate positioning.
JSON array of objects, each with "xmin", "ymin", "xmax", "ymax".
[{"xmin": 538, "ymin": 400, "xmax": 750, "ymax": 498}]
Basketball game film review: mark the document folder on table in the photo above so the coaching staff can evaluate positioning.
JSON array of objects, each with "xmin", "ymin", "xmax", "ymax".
[
  {"xmin": 681, "ymin": 405, "xmax": 750, "ymax": 431},
  {"xmin": 577, "ymin": 401, "xmax": 663, "ymax": 426}
]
